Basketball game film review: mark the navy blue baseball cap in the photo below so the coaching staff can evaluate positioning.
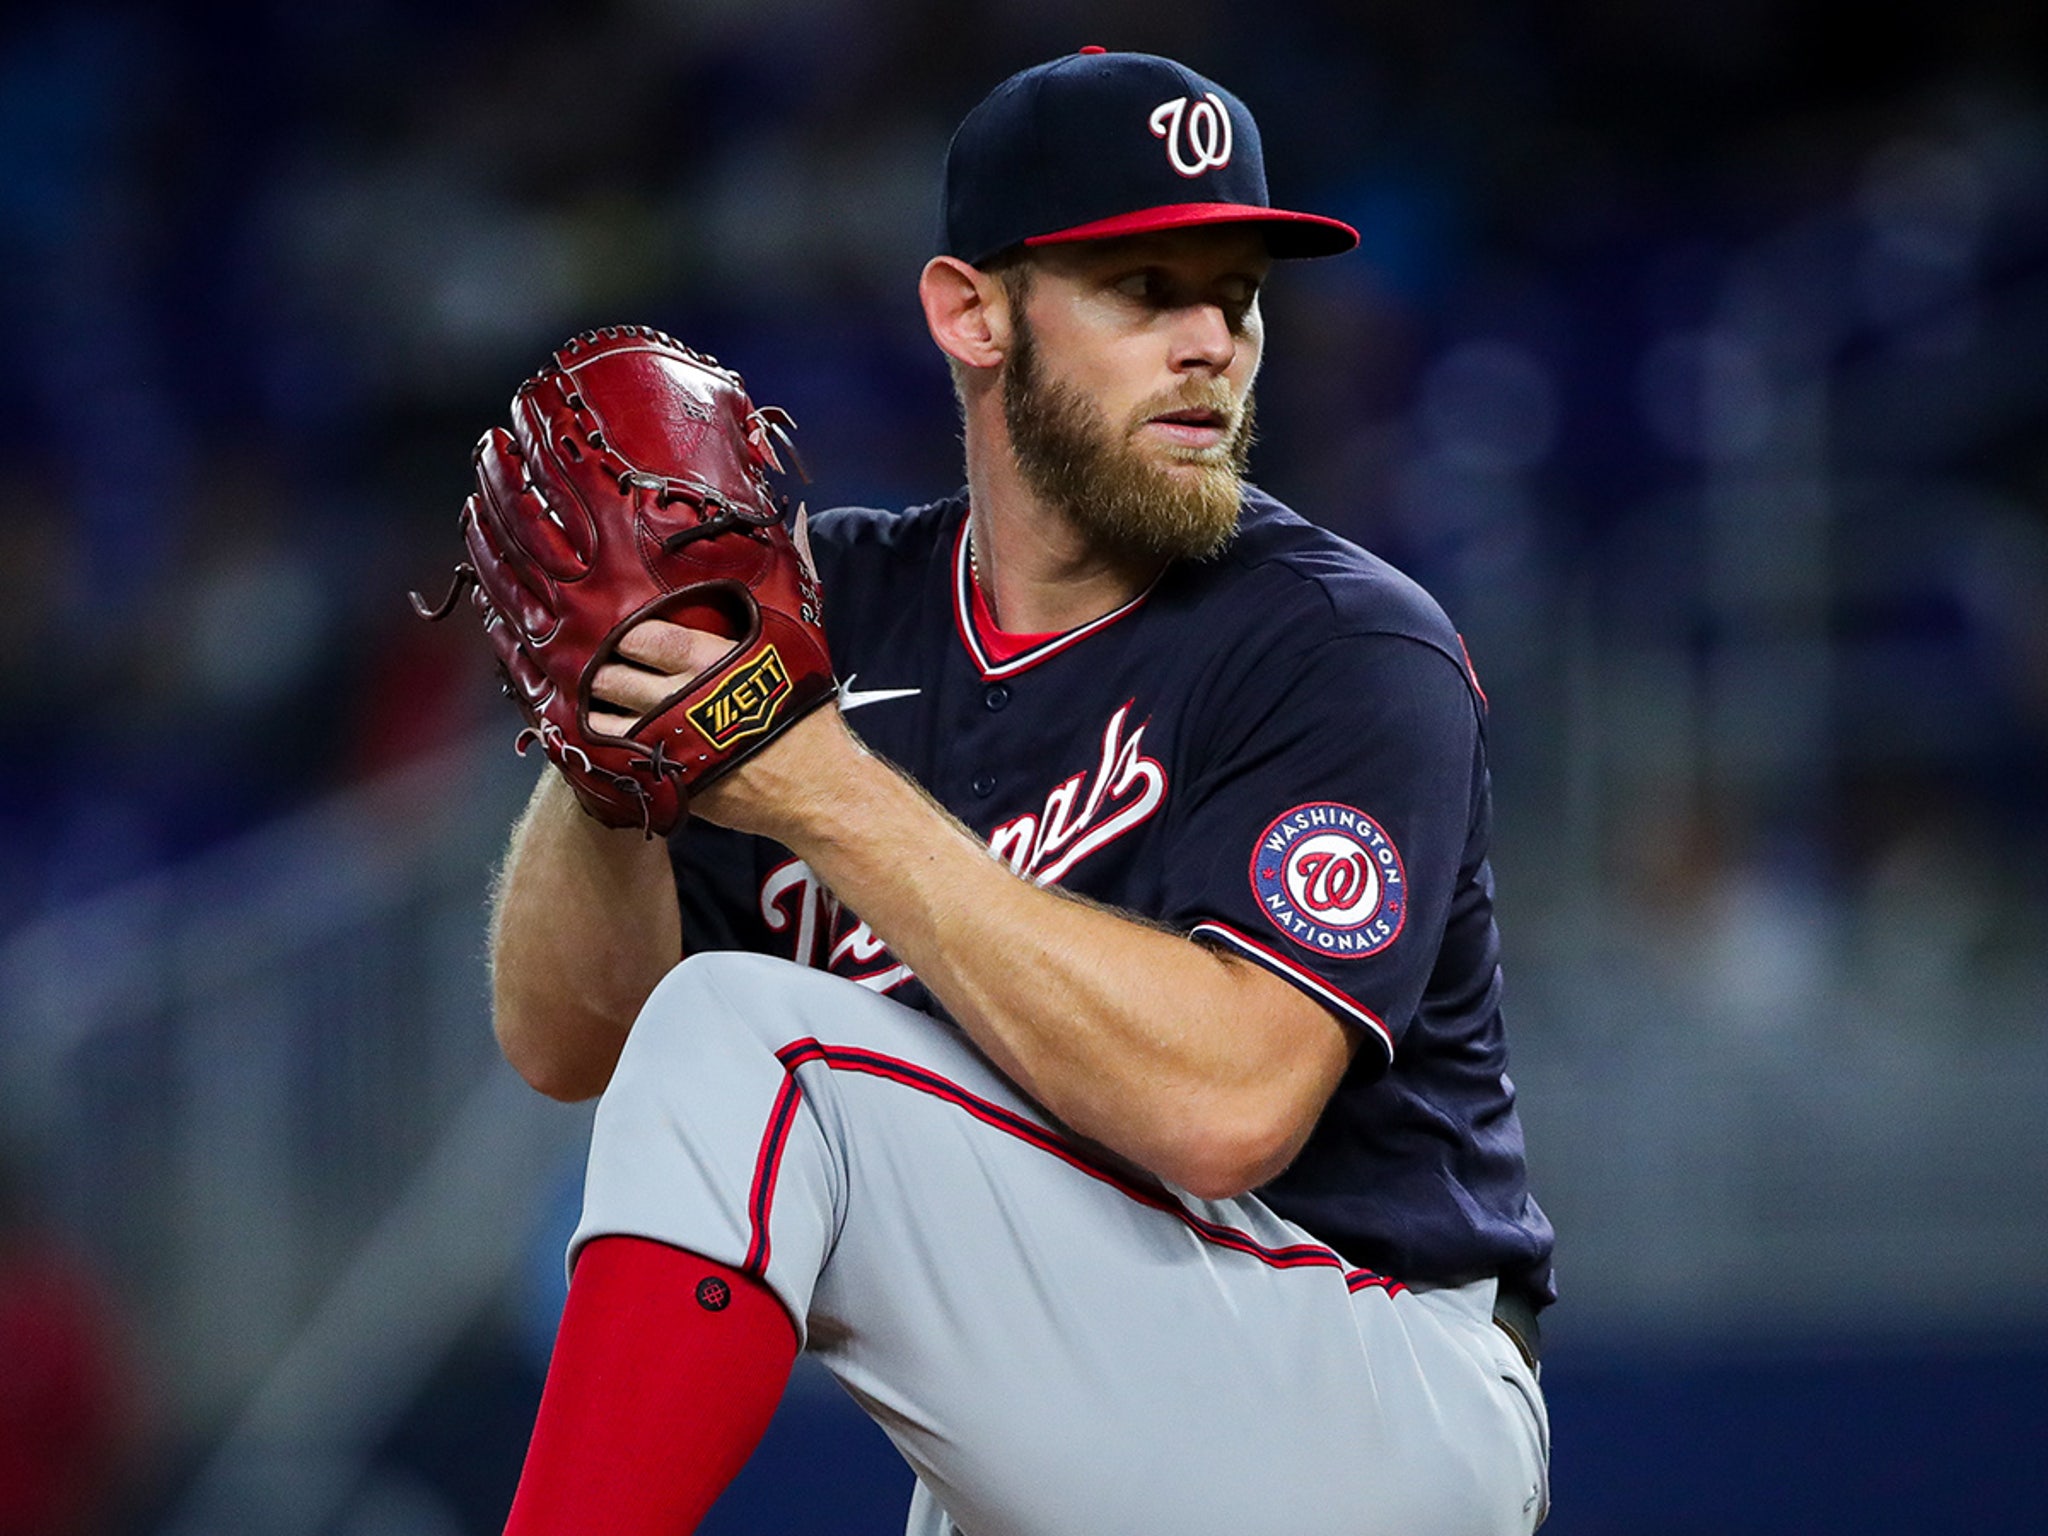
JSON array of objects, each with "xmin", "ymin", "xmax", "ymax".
[{"xmin": 940, "ymin": 47, "xmax": 1359, "ymax": 266}]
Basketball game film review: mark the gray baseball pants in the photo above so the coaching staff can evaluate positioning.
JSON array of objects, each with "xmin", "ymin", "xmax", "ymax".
[{"xmin": 573, "ymin": 951, "xmax": 1550, "ymax": 1536}]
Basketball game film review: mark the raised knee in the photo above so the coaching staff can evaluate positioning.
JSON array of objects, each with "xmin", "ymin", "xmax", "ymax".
[
  {"xmin": 644, "ymin": 952, "xmax": 804, "ymax": 1024},
  {"xmin": 618, "ymin": 952, "xmax": 806, "ymax": 1074}
]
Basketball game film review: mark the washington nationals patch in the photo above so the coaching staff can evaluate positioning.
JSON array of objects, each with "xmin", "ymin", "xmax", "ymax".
[{"xmin": 1250, "ymin": 803, "xmax": 1407, "ymax": 956}]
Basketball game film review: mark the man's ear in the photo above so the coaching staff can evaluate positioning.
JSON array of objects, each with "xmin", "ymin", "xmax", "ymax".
[{"xmin": 920, "ymin": 256, "xmax": 1015, "ymax": 372}]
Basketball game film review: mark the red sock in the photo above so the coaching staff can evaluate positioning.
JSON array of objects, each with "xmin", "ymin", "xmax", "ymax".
[{"xmin": 503, "ymin": 1235, "xmax": 798, "ymax": 1535}]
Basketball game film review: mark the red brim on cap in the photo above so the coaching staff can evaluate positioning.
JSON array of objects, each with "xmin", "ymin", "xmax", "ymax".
[{"xmin": 1023, "ymin": 201, "xmax": 1359, "ymax": 258}]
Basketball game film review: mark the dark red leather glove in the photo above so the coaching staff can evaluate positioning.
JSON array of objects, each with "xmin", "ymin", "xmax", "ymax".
[{"xmin": 415, "ymin": 325, "xmax": 836, "ymax": 835}]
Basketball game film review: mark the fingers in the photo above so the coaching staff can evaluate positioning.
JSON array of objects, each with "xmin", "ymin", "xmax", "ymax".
[
  {"xmin": 613, "ymin": 619, "xmax": 723, "ymax": 674},
  {"xmin": 586, "ymin": 702, "xmax": 644, "ymax": 738},
  {"xmin": 587, "ymin": 620, "xmax": 737, "ymax": 730}
]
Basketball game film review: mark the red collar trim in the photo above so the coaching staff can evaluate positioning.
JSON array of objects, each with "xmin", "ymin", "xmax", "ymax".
[
  {"xmin": 949, "ymin": 519, "xmax": 1157, "ymax": 681},
  {"xmin": 968, "ymin": 570, "xmax": 1060, "ymax": 663}
]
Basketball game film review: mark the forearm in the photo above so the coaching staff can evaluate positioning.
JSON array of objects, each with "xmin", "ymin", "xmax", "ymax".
[
  {"xmin": 742, "ymin": 736, "xmax": 1351, "ymax": 1196},
  {"xmin": 491, "ymin": 770, "xmax": 683, "ymax": 1100}
]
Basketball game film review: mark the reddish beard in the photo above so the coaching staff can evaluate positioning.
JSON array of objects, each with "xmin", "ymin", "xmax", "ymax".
[{"xmin": 1002, "ymin": 314, "xmax": 1254, "ymax": 562}]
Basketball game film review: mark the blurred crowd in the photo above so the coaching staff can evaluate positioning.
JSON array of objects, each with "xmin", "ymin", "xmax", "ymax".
[
  {"xmin": 0, "ymin": 1145, "xmax": 149, "ymax": 1536},
  {"xmin": 1, "ymin": 0, "xmax": 2044, "ymax": 990}
]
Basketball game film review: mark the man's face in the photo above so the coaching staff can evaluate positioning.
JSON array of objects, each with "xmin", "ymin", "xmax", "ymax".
[{"xmin": 999, "ymin": 227, "xmax": 1270, "ymax": 562}]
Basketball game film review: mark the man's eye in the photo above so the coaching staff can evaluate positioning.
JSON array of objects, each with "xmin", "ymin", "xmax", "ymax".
[{"xmin": 1114, "ymin": 272, "xmax": 1157, "ymax": 300}]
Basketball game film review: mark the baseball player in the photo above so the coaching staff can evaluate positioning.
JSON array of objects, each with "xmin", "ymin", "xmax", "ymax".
[{"xmin": 486, "ymin": 48, "xmax": 1553, "ymax": 1536}]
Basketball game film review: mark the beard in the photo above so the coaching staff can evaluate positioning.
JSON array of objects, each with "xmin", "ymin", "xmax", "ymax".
[{"xmin": 1002, "ymin": 315, "xmax": 1254, "ymax": 563}]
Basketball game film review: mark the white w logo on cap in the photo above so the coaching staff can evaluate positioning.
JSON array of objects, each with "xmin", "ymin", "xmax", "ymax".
[{"xmin": 1148, "ymin": 93, "xmax": 1233, "ymax": 178}]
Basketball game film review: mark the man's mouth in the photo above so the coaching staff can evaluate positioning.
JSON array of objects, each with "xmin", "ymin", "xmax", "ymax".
[{"xmin": 1143, "ymin": 407, "xmax": 1231, "ymax": 450}]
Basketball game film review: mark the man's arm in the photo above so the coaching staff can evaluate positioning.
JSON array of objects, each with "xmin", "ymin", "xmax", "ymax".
[
  {"xmin": 491, "ymin": 770, "xmax": 685, "ymax": 1102},
  {"xmin": 693, "ymin": 705, "xmax": 1361, "ymax": 1201}
]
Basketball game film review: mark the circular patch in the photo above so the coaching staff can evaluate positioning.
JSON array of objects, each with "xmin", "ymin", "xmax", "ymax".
[
  {"xmin": 1250, "ymin": 803, "xmax": 1407, "ymax": 956},
  {"xmin": 695, "ymin": 1276, "xmax": 732, "ymax": 1312}
]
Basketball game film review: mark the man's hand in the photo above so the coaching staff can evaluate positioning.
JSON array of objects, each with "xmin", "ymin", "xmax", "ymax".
[
  {"xmin": 585, "ymin": 617, "xmax": 732, "ymax": 739},
  {"xmin": 589, "ymin": 617, "xmax": 869, "ymax": 841}
]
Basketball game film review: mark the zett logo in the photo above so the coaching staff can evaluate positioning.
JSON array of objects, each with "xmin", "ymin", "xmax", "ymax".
[
  {"xmin": 688, "ymin": 645, "xmax": 792, "ymax": 748},
  {"xmin": 1148, "ymin": 92, "xmax": 1233, "ymax": 178}
]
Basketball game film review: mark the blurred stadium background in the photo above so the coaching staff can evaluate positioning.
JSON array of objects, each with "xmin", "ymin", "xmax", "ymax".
[{"xmin": 1, "ymin": 1, "xmax": 2044, "ymax": 1532}]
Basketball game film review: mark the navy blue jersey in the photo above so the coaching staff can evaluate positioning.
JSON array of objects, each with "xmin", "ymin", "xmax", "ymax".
[{"xmin": 669, "ymin": 487, "xmax": 1555, "ymax": 1305}]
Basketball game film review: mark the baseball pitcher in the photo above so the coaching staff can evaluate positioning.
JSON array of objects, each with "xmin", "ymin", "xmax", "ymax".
[{"xmin": 425, "ymin": 46, "xmax": 1555, "ymax": 1536}]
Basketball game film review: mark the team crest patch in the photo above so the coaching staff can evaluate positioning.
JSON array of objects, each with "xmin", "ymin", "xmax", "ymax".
[{"xmin": 1250, "ymin": 802, "xmax": 1406, "ymax": 956}]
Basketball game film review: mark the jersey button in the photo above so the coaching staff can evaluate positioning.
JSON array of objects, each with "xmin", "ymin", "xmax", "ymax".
[
  {"xmin": 984, "ymin": 683, "xmax": 1011, "ymax": 711},
  {"xmin": 971, "ymin": 773, "xmax": 997, "ymax": 797}
]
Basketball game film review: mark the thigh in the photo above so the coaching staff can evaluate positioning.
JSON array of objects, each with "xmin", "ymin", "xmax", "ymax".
[
  {"xmin": 580, "ymin": 953, "xmax": 1540, "ymax": 1536},
  {"xmin": 814, "ymin": 1097, "xmax": 1532, "ymax": 1536}
]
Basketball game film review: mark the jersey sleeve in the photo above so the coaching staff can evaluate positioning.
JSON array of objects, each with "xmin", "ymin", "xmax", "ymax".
[{"xmin": 1163, "ymin": 631, "xmax": 1485, "ymax": 1072}]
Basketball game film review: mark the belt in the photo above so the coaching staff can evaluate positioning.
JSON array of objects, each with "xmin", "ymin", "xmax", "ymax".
[{"xmin": 1491, "ymin": 1286, "xmax": 1543, "ymax": 1371}]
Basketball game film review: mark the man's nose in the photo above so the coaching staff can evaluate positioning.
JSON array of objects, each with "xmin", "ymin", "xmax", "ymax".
[{"xmin": 1169, "ymin": 303, "xmax": 1236, "ymax": 372}]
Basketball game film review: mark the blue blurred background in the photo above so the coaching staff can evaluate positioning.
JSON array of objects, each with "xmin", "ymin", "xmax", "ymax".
[{"xmin": 1, "ymin": 1, "xmax": 2044, "ymax": 1533}]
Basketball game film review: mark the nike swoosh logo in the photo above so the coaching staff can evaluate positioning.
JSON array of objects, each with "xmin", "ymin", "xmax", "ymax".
[{"xmin": 838, "ymin": 674, "xmax": 923, "ymax": 713}]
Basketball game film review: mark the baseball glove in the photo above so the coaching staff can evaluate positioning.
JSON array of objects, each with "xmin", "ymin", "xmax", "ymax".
[{"xmin": 412, "ymin": 324, "xmax": 836, "ymax": 835}]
